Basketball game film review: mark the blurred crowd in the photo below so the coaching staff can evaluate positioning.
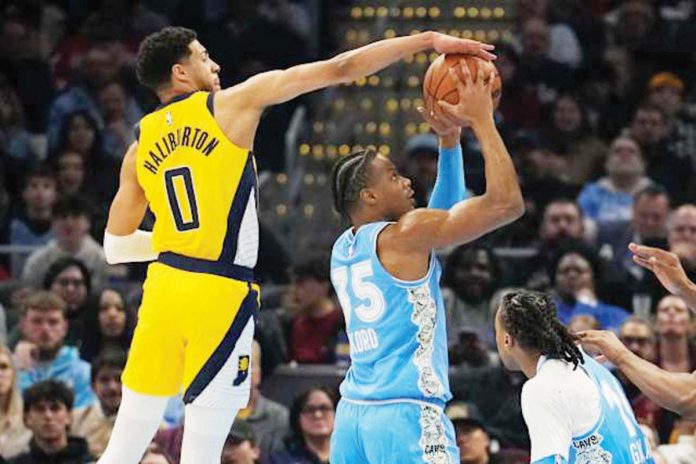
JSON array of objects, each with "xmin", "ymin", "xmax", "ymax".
[{"xmin": 0, "ymin": 0, "xmax": 695, "ymax": 463}]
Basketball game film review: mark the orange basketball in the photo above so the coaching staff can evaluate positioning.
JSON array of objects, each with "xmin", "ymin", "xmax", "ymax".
[{"xmin": 422, "ymin": 54, "xmax": 502, "ymax": 118}]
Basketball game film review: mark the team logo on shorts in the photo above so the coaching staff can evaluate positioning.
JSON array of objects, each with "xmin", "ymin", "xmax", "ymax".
[{"xmin": 232, "ymin": 355, "xmax": 250, "ymax": 386}]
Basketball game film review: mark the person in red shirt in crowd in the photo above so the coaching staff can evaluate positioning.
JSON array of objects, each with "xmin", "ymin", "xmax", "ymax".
[{"xmin": 287, "ymin": 257, "xmax": 343, "ymax": 364}]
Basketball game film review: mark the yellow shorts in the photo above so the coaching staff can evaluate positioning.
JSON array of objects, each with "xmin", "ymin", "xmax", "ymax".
[{"xmin": 122, "ymin": 262, "xmax": 259, "ymax": 407}]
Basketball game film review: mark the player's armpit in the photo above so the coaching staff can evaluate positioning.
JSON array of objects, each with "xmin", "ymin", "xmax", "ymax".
[
  {"xmin": 106, "ymin": 142, "xmax": 149, "ymax": 236},
  {"xmin": 389, "ymin": 195, "xmax": 522, "ymax": 252},
  {"xmin": 533, "ymin": 455, "xmax": 568, "ymax": 464}
]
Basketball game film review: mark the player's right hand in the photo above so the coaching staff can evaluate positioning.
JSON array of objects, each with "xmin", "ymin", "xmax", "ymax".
[
  {"xmin": 629, "ymin": 243, "xmax": 693, "ymax": 298},
  {"xmin": 437, "ymin": 59, "xmax": 494, "ymax": 127},
  {"xmin": 431, "ymin": 33, "xmax": 496, "ymax": 61}
]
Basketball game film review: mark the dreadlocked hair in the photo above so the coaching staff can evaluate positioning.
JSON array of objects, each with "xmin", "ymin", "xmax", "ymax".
[
  {"xmin": 500, "ymin": 290, "xmax": 584, "ymax": 369},
  {"xmin": 331, "ymin": 148, "xmax": 378, "ymax": 219}
]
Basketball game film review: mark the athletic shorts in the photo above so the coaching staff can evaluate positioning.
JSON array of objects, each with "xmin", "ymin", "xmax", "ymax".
[
  {"xmin": 122, "ymin": 260, "xmax": 259, "ymax": 409},
  {"xmin": 330, "ymin": 399, "xmax": 459, "ymax": 464}
]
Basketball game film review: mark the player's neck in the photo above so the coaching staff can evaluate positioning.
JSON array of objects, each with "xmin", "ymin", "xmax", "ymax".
[
  {"xmin": 157, "ymin": 83, "xmax": 197, "ymax": 105},
  {"xmin": 519, "ymin": 352, "xmax": 542, "ymax": 379}
]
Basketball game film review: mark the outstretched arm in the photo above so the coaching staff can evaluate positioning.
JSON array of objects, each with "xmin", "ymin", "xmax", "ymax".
[
  {"xmin": 222, "ymin": 32, "xmax": 495, "ymax": 109},
  {"xmin": 418, "ymin": 107, "xmax": 467, "ymax": 210},
  {"xmin": 387, "ymin": 60, "xmax": 523, "ymax": 252},
  {"xmin": 579, "ymin": 330, "xmax": 696, "ymax": 419},
  {"xmin": 103, "ymin": 143, "xmax": 157, "ymax": 264}
]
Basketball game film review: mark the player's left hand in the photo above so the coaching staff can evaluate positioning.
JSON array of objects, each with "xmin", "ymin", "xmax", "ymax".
[
  {"xmin": 577, "ymin": 329, "xmax": 630, "ymax": 365},
  {"xmin": 432, "ymin": 34, "xmax": 496, "ymax": 61},
  {"xmin": 416, "ymin": 106, "xmax": 461, "ymax": 139}
]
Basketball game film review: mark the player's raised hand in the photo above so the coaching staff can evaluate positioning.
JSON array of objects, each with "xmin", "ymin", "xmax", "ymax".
[
  {"xmin": 432, "ymin": 34, "xmax": 496, "ymax": 61},
  {"xmin": 437, "ymin": 59, "xmax": 494, "ymax": 127},
  {"xmin": 629, "ymin": 243, "xmax": 693, "ymax": 297},
  {"xmin": 416, "ymin": 106, "xmax": 461, "ymax": 139}
]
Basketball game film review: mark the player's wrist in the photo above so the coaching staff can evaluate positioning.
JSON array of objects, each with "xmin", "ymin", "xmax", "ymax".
[
  {"xmin": 439, "ymin": 132, "xmax": 460, "ymax": 148},
  {"xmin": 469, "ymin": 116, "xmax": 495, "ymax": 133}
]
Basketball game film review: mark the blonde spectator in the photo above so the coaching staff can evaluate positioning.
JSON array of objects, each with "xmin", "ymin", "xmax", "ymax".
[{"xmin": 0, "ymin": 344, "xmax": 30, "ymax": 459}]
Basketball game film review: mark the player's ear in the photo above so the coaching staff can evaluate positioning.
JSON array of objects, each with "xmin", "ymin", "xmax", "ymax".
[
  {"xmin": 171, "ymin": 63, "xmax": 188, "ymax": 84},
  {"xmin": 359, "ymin": 187, "xmax": 378, "ymax": 206}
]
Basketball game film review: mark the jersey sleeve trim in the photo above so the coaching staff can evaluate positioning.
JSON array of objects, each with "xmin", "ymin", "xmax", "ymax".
[{"xmin": 207, "ymin": 92, "xmax": 215, "ymax": 116}]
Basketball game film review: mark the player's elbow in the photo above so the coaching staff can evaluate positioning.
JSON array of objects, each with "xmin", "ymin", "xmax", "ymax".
[
  {"xmin": 331, "ymin": 54, "xmax": 357, "ymax": 84},
  {"xmin": 487, "ymin": 194, "xmax": 525, "ymax": 224}
]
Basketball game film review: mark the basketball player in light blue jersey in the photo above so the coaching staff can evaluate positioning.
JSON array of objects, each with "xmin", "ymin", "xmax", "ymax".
[
  {"xmin": 329, "ymin": 61, "xmax": 524, "ymax": 463},
  {"xmin": 495, "ymin": 290, "xmax": 655, "ymax": 464}
]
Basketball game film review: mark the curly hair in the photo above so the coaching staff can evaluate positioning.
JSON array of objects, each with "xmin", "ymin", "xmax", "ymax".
[
  {"xmin": 499, "ymin": 290, "xmax": 583, "ymax": 369},
  {"xmin": 136, "ymin": 26, "xmax": 197, "ymax": 92},
  {"xmin": 330, "ymin": 148, "xmax": 378, "ymax": 219}
]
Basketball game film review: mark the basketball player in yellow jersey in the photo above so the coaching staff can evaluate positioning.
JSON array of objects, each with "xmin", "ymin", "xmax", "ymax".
[{"xmin": 98, "ymin": 26, "xmax": 495, "ymax": 464}]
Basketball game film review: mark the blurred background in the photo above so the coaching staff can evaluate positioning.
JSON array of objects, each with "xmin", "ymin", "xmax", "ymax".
[{"xmin": 0, "ymin": 0, "xmax": 695, "ymax": 463}]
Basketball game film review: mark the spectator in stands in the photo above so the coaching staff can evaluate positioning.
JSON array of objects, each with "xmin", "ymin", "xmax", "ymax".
[
  {"xmin": 517, "ymin": 16, "xmax": 575, "ymax": 100},
  {"xmin": 71, "ymin": 351, "xmax": 124, "ymax": 458},
  {"xmin": 98, "ymin": 81, "xmax": 134, "ymax": 160},
  {"xmin": 221, "ymin": 420, "xmax": 261, "ymax": 464},
  {"xmin": 0, "ymin": 345, "xmax": 30, "ymax": 459},
  {"xmin": 524, "ymin": 199, "xmax": 586, "ymax": 289},
  {"xmin": 22, "ymin": 195, "xmax": 108, "ymax": 289},
  {"xmin": 79, "ymin": 288, "xmax": 134, "ymax": 362},
  {"xmin": 567, "ymin": 314, "xmax": 600, "ymax": 334},
  {"xmin": 616, "ymin": 317, "xmax": 657, "ymax": 399},
  {"xmin": 541, "ymin": 94, "xmax": 606, "ymax": 186},
  {"xmin": 238, "ymin": 341, "xmax": 289, "ymax": 457},
  {"xmin": 42, "ymin": 258, "xmax": 91, "ymax": 347},
  {"xmin": 551, "ymin": 244, "xmax": 629, "ymax": 331},
  {"xmin": 0, "ymin": 74, "xmax": 36, "ymax": 163},
  {"xmin": 268, "ymin": 387, "xmax": 335, "ymax": 464},
  {"xmin": 8, "ymin": 380, "xmax": 93, "ymax": 463},
  {"xmin": 494, "ymin": 43, "xmax": 540, "ymax": 130},
  {"xmin": 596, "ymin": 186, "xmax": 671, "ymax": 311},
  {"xmin": 54, "ymin": 151, "xmax": 84, "ymax": 197},
  {"xmin": 667, "ymin": 205, "xmax": 696, "ymax": 281},
  {"xmin": 627, "ymin": 104, "xmax": 693, "ymax": 204},
  {"xmin": 401, "ymin": 134, "xmax": 439, "ymax": 208},
  {"xmin": 577, "ymin": 136, "xmax": 652, "ymax": 227},
  {"xmin": 287, "ymin": 258, "xmax": 342, "ymax": 364},
  {"xmin": 52, "ymin": 111, "xmax": 119, "ymax": 211},
  {"xmin": 655, "ymin": 295, "xmax": 695, "ymax": 374},
  {"xmin": 0, "ymin": 12, "xmax": 54, "ymax": 133},
  {"xmin": 15, "ymin": 291, "xmax": 94, "ymax": 408},
  {"xmin": 8, "ymin": 164, "xmax": 56, "ymax": 277},
  {"xmin": 647, "ymin": 72, "xmax": 696, "ymax": 164},
  {"xmin": 46, "ymin": 42, "xmax": 141, "ymax": 152},
  {"xmin": 443, "ymin": 245, "xmax": 501, "ymax": 349},
  {"xmin": 446, "ymin": 402, "xmax": 503, "ymax": 464}
]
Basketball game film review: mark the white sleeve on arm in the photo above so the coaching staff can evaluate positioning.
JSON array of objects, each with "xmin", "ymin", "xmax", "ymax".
[
  {"xmin": 522, "ymin": 378, "xmax": 573, "ymax": 463},
  {"xmin": 103, "ymin": 230, "xmax": 158, "ymax": 264}
]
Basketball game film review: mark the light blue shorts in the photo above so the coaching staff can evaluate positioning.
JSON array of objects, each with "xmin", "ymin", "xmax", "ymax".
[{"xmin": 330, "ymin": 399, "xmax": 459, "ymax": 463}]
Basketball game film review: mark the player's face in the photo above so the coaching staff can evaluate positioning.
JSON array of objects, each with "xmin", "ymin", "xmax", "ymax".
[
  {"xmin": 183, "ymin": 40, "xmax": 221, "ymax": 92},
  {"xmin": 494, "ymin": 308, "xmax": 519, "ymax": 372},
  {"xmin": 366, "ymin": 155, "xmax": 415, "ymax": 220}
]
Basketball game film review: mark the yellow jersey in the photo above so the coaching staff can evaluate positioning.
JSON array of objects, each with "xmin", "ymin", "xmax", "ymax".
[{"xmin": 134, "ymin": 91, "xmax": 258, "ymax": 270}]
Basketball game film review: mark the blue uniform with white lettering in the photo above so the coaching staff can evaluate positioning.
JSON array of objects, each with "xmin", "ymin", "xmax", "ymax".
[
  {"xmin": 329, "ymin": 221, "xmax": 457, "ymax": 463},
  {"xmin": 329, "ymin": 142, "xmax": 467, "ymax": 464},
  {"xmin": 566, "ymin": 354, "xmax": 654, "ymax": 464}
]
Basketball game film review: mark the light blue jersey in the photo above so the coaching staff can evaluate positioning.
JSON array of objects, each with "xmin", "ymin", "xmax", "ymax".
[
  {"xmin": 330, "ymin": 221, "xmax": 451, "ymax": 406},
  {"xmin": 569, "ymin": 354, "xmax": 654, "ymax": 464}
]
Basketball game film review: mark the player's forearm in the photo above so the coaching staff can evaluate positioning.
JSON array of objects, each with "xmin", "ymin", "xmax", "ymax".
[
  {"xmin": 470, "ymin": 119, "xmax": 524, "ymax": 220},
  {"xmin": 614, "ymin": 349, "xmax": 696, "ymax": 418},
  {"xmin": 428, "ymin": 138, "xmax": 467, "ymax": 210},
  {"xmin": 103, "ymin": 230, "xmax": 158, "ymax": 264},
  {"xmin": 334, "ymin": 32, "xmax": 436, "ymax": 82}
]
